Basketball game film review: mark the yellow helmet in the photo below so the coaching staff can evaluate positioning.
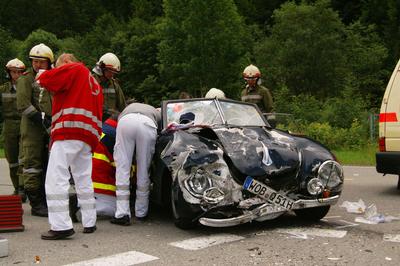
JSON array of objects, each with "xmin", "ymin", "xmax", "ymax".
[
  {"xmin": 205, "ymin": 88, "xmax": 226, "ymax": 99},
  {"xmin": 6, "ymin": 58, "xmax": 26, "ymax": 71},
  {"xmin": 97, "ymin": 52, "xmax": 121, "ymax": 73},
  {"xmin": 243, "ymin": 64, "xmax": 261, "ymax": 79},
  {"xmin": 29, "ymin": 43, "xmax": 54, "ymax": 63}
]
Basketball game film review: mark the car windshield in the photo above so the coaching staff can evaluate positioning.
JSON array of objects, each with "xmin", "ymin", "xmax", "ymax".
[{"xmin": 165, "ymin": 99, "xmax": 266, "ymax": 127}]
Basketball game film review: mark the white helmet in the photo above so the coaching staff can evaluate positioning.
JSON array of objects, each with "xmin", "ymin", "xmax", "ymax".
[
  {"xmin": 29, "ymin": 43, "xmax": 54, "ymax": 63},
  {"xmin": 243, "ymin": 64, "xmax": 261, "ymax": 79},
  {"xmin": 6, "ymin": 58, "xmax": 26, "ymax": 71},
  {"xmin": 97, "ymin": 52, "xmax": 121, "ymax": 73},
  {"xmin": 205, "ymin": 88, "xmax": 226, "ymax": 99}
]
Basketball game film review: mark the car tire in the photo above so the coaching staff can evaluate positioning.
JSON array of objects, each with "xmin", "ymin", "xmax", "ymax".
[
  {"xmin": 171, "ymin": 180, "xmax": 198, "ymax": 230},
  {"xmin": 294, "ymin": 206, "xmax": 330, "ymax": 221}
]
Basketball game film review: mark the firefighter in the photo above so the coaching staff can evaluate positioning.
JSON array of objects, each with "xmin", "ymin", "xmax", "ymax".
[
  {"xmin": 241, "ymin": 64, "xmax": 274, "ymax": 113},
  {"xmin": 111, "ymin": 103, "xmax": 160, "ymax": 226},
  {"xmin": 91, "ymin": 116, "xmax": 118, "ymax": 217},
  {"xmin": 37, "ymin": 53, "xmax": 103, "ymax": 240},
  {"xmin": 16, "ymin": 44, "xmax": 54, "ymax": 217},
  {"xmin": 0, "ymin": 58, "xmax": 26, "ymax": 202},
  {"xmin": 205, "ymin": 88, "xmax": 226, "ymax": 99},
  {"xmin": 92, "ymin": 53, "xmax": 126, "ymax": 121}
]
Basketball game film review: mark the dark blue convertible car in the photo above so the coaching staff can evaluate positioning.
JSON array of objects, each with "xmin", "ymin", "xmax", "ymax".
[{"xmin": 151, "ymin": 98, "xmax": 344, "ymax": 229}]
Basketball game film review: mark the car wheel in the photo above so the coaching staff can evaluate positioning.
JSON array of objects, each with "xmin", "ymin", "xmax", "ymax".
[
  {"xmin": 171, "ymin": 180, "xmax": 198, "ymax": 230},
  {"xmin": 294, "ymin": 206, "xmax": 330, "ymax": 221}
]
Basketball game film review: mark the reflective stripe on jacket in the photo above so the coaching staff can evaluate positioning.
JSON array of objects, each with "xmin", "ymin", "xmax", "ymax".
[
  {"xmin": 92, "ymin": 142, "xmax": 116, "ymax": 196},
  {"xmin": 37, "ymin": 63, "xmax": 103, "ymax": 150}
]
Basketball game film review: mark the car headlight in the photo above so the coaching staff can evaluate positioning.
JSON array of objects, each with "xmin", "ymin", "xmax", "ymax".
[
  {"xmin": 307, "ymin": 178, "xmax": 324, "ymax": 195},
  {"xmin": 203, "ymin": 187, "xmax": 225, "ymax": 204},
  {"xmin": 184, "ymin": 167, "xmax": 212, "ymax": 197},
  {"xmin": 317, "ymin": 160, "xmax": 344, "ymax": 188}
]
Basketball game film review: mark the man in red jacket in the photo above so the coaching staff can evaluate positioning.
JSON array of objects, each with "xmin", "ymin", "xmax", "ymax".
[{"xmin": 36, "ymin": 53, "xmax": 103, "ymax": 240}]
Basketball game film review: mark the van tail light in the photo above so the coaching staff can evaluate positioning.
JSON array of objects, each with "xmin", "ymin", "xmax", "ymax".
[
  {"xmin": 379, "ymin": 137, "xmax": 386, "ymax": 152},
  {"xmin": 379, "ymin": 112, "xmax": 398, "ymax": 122}
]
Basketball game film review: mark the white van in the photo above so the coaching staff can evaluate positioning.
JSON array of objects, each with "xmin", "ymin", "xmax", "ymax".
[{"xmin": 376, "ymin": 59, "xmax": 400, "ymax": 189}]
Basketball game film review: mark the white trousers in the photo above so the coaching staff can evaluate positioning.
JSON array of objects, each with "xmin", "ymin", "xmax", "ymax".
[
  {"xmin": 46, "ymin": 140, "xmax": 96, "ymax": 231},
  {"xmin": 114, "ymin": 113, "xmax": 157, "ymax": 218},
  {"xmin": 95, "ymin": 193, "xmax": 116, "ymax": 217}
]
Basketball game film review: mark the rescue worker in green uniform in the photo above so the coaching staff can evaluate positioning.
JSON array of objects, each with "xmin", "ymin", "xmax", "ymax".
[
  {"xmin": 16, "ymin": 43, "xmax": 54, "ymax": 217},
  {"xmin": 0, "ymin": 58, "xmax": 26, "ymax": 202},
  {"xmin": 92, "ymin": 53, "xmax": 126, "ymax": 121},
  {"xmin": 241, "ymin": 64, "xmax": 274, "ymax": 113}
]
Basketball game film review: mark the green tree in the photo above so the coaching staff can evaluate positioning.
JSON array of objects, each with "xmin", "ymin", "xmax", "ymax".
[
  {"xmin": 157, "ymin": 0, "xmax": 248, "ymax": 98},
  {"xmin": 113, "ymin": 18, "xmax": 161, "ymax": 102},
  {"xmin": 255, "ymin": 0, "xmax": 348, "ymax": 98},
  {"xmin": 78, "ymin": 13, "xmax": 123, "ymax": 66},
  {"xmin": 234, "ymin": 0, "xmax": 286, "ymax": 27},
  {"xmin": 0, "ymin": 27, "xmax": 15, "ymax": 84},
  {"xmin": 344, "ymin": 21, "xmax": 388, "ymax": 107},
  {"xmin": 360, "ymin": 0, "xmax": 400, "ymax": 66}
]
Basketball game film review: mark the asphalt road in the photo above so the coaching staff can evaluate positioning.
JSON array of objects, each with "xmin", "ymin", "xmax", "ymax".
[{"xmin": 1, "ymin": 160, "xmax": 400, "ymax": 266}]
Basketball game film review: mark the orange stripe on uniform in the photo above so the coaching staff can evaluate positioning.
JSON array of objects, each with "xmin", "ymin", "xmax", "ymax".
[{"xmin": 379, "ymin": 112, "xmax": 398, "ymax": 122}]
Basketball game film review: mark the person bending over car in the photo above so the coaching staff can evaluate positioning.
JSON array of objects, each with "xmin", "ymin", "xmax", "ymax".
[{"xmin": 111, "ymin": 102, "xmax": 161, "ymax": 226}]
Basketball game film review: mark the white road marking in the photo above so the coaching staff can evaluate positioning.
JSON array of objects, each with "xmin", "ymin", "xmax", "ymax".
[
  {"xmin": 169, "ymin": 233, "xmax": 245, "ymax": 250},
  {"xmin": 63, "ymin": 251, "xmax": 159, "ymax": 266},
  {"xmin": 276, "ymin": 228, "xmax": 347, "ymax": 239},
  {"xmin": 383, "ymin": 234, "xmax": 400, "ymax": 243}
]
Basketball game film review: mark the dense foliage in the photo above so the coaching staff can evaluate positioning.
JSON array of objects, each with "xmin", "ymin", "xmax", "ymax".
[{"xmin": 0, "ymin": 0, "xmax": 396, "ymax": 149}]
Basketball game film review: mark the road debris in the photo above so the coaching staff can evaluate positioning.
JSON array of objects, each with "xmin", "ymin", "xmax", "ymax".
[
  {"xmin": 327, "ymin": 257, "xmax": 340, "ymax": 261},
  {"xmin": 355, "ymin": 204, "xmax": 400, "ymax": 224},
  {"xmin": 340, "ymin": 199, "xmax": 366, "ymax": 213},
  {"xmin": 383, "ymin": 234, "xmax": 400, "ymax": 243}
]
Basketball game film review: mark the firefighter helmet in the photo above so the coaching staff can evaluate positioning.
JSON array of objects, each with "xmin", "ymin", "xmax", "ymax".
[
  {"xmin": 6, "ymin": 58, "xmax": 26, "ymax": 71},
  {"xmin": 29, "ymin": 43, "xmax": 54, "ymax": 63},
  {"xmin": 97, "ymin": 53, "xmax": 121, "ymax": 73},
  {"xmin": 243, "ymin": 64, "xmax": 261, "ymax": 79},
  {"xmin": 205, "ymin": 88, "xmax": 226, "ymax": 99}
]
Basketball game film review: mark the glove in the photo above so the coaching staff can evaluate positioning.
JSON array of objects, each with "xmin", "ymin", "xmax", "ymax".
[
  {"xmin": 29, "ymin": 112, "xmax": 43, "ymax": 125},
  {"xmin": 43, "ymin": 115, "xmax": 52, "ymax": 134}
]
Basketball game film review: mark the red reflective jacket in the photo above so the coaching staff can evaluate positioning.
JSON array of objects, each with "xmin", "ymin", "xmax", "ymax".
[{"xmin": 37, "ymin": 62, "xmax": 103, "ymax": 151}]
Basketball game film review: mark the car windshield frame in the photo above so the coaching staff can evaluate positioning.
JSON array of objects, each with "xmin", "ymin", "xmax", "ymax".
[{"xmin": 161, "ymin": 98, "xmax": 269, "ymax": 129}]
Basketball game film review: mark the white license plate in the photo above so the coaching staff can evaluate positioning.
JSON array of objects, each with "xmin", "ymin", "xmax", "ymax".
[{"xmin": 243, "ymin": 176, "xmax": 295, "ymax": 210}]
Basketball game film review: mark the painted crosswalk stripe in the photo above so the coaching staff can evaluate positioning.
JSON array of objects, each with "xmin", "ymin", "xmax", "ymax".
[
  {"xmin": 169, "ymin": 233, "xmax": 245, "ymax": 250},
  {"xmin": 276, "ymin": 228, "xmax": 347, "ymax": 239},
  {"xmin": 383, "ymin": 234, "xmax": 400, "ymax": 243},
  {"xmin": 63, "ymin": 251, "xmax": 159, "ymax": 266}
]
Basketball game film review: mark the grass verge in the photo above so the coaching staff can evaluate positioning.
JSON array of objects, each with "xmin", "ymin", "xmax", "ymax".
[{"xmin": 333, "ymin": 145, "xmax": 376, "ymax": 166}]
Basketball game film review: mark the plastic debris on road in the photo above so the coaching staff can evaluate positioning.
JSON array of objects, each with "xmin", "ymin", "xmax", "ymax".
[
  {"xmin": 354, "ymin": 203, "xmax": 400, "ymax": 224},
  {"xmin": 339, "ymin": 199, "xmax": 366, "ymax": 214},
  {"xmin": 340, "ymin": 199, "xmax": 400, "ymax": 224}
]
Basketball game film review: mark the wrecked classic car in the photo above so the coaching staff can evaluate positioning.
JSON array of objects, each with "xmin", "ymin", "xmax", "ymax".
[{"xmin": 151, "ymin": 98, "xmax": 344, "ymax": 229}]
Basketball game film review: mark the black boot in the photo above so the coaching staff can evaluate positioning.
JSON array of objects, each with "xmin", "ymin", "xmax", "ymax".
[
  {"xmin": 26, "ymin": 190, "xmax": 48, "ymax": 217},
  {"xmin": 18, "ymin": 187, "xmax": 27, "ymax": 203},
  {"xmin": 69, "ymin": 193, "xmax": 80, "ymax": 223}
]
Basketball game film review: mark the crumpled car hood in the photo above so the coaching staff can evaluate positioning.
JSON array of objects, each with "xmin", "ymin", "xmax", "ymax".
[{"xmin": 213, "ymin": 127, "xmax": 300, "ymax": 179}]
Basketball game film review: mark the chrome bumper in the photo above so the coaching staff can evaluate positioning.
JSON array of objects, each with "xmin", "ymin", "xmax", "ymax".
[{"xmin": 199, "ymin": 195, "xmax": 340, "ymax": 227}]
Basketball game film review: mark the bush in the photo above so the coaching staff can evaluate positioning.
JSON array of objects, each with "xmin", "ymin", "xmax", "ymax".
[{"xmin": 284, "ymin": 119, "xmax": 369, "ymax": 150}]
